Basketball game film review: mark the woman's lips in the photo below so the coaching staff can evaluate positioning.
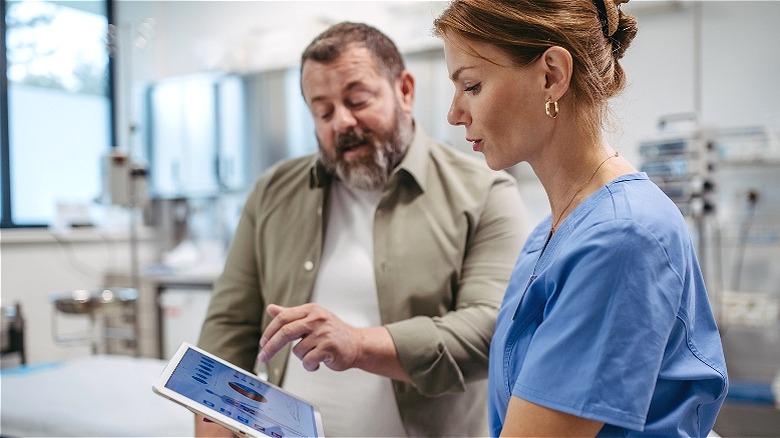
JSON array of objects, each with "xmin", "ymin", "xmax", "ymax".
[{"xmin": 468, "ymin": 139, "xmax": 483, "ymax": 152}]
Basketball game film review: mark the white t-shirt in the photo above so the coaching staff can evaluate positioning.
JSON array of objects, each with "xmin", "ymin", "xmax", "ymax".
[{"xmin": 281, "ymin": 180, "xmax": 406, "ymax": 437}]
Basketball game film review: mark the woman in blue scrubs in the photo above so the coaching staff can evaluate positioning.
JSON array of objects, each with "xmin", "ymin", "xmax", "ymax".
[{"xmin": 434, "ymin": 0, "xmax": 728, "ymax": 436}]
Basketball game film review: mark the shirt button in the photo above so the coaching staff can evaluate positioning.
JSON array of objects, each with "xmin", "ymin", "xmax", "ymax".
[{"xmin": 304, "ymin": 261, "xmax": 314, "ymax": 271}]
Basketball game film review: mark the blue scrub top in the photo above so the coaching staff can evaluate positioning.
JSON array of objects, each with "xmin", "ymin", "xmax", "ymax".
[{"xmin": 489, "ymin": 173, "xmax": 727, "ymax": 437}]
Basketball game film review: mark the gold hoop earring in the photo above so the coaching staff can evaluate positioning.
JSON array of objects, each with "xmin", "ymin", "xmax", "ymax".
[{"xmin": 545, "ymin": 98, "xmax": 559, "ymax": 119}]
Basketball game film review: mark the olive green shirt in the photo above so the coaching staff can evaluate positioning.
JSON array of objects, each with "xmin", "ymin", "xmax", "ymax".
[{"xmin": 198, "ymin": 127, "xmax": 528, "ymax": 436}]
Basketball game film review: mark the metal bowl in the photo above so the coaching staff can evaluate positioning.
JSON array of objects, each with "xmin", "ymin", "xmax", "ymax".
[{"xmin": 51, "ymin": 288, "xmax": 138, "ymax": 314}]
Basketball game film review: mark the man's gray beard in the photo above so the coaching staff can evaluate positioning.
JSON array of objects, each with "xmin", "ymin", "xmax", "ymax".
[
  {"xmin": 337, "ymin": 147, "xmax": 391, "ymax": 191},
  {"xmin": 319, "ymin": 108, "xmax": 413, "ymax": 191}
]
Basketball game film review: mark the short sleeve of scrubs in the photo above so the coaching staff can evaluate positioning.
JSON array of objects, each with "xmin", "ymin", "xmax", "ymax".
[{"xmin": 513, "ymin": 220, "xmax": 682, "ymax": 430}]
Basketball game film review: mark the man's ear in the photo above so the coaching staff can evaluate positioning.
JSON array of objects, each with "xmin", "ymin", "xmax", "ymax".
[
  {"xmin": 541, "ymin": 46, "xmax": 573, "ymax": 101},
  {"xmin": 396, "ymin": 70, "xmax": 415, "ymax": 114}
]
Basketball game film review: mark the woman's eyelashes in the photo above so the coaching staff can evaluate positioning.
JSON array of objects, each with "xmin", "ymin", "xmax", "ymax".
[{"xmin": 464, "ymin": 82, "xmax": 481, "ymax": 94}]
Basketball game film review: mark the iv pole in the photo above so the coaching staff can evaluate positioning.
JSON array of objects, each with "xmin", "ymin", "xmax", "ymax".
[{"xmin": 106, "ymin": 18, "xmax": 154, "ymax": 356}]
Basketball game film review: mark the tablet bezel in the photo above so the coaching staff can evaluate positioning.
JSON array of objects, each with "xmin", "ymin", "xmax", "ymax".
[{"xmin": 152, "ymin": 342, "xmax": 325, "ymax": 437}]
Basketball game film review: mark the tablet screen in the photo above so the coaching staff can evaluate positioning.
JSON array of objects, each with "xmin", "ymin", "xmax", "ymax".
[{"xmin": 161, "ymin": 345, "xmax": 320, "ymax": 437}]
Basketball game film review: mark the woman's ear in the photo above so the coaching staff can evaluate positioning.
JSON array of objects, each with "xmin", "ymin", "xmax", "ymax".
[{"xmin": 541, "ymin": 46, "xmax": 573, "ymax": 100}]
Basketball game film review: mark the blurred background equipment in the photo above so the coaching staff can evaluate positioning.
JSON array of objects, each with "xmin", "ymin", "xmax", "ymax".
[
  {"xmin": 49, "ymin": 287, "xmax": 139, "ymax": 356},
  {"xmin": 638, "ymin": 112, "xmax": 717, "ymax": 219},
  {"xmin": 0, "ymin": 302, "xmax": 26, "ymax": 367}
]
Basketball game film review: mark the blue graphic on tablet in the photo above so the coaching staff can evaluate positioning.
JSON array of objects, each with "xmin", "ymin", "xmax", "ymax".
[{"xmin": 165, "ymin": 348, "xmax": 317, "ymax": 437}]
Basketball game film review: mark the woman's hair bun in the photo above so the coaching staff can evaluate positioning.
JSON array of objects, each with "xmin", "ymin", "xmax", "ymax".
[
  {"xmin": 606, "ymin": 0, "xmax": 637, "ymax": 60},
  {"xmin": 605, "ymin": 0, "xmax": 623, "ymax": 36}
]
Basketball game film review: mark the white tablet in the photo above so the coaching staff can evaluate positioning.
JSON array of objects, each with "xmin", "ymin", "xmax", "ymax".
[{"xmin": 153, "ymin": 342, "xmax": 325, "ymax": 437}]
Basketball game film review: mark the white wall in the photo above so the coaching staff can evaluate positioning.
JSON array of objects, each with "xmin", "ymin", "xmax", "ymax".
[{"xmin": 614, "ymin": 1, "xmax": 780, "ymax": 161}]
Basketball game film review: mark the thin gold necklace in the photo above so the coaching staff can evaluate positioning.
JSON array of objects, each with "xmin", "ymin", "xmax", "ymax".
[{"xmin": 551, "ymin": 151, "xmax": 619, "ymax": 233}]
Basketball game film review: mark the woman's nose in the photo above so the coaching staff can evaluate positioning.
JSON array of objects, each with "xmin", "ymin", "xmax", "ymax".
[{"xmin": 447, "ymin": 97, "xmax": 468, "ymax": 127}]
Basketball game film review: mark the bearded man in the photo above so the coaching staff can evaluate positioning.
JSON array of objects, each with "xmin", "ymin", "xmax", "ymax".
[{"xmin": 196, "ymin": 22, "xmax": 529, "ymax": 438}]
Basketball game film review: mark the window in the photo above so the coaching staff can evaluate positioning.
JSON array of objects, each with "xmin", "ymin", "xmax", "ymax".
[{"xmin": 1, "ymin": 0, "xmax": 114, "ymax": 228}]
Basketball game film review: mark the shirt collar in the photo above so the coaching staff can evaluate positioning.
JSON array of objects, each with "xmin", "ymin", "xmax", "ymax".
[
  {"xmin": 309, "ymin": 156, "xmax": 331, "ymax": 189},
  {"xmin": 392, "ymin": 124, "xmax": 429, "ymax": 193},
  {"xmin": 308, "ymin": 122, "xmax": 430, "ymax": 192}
]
